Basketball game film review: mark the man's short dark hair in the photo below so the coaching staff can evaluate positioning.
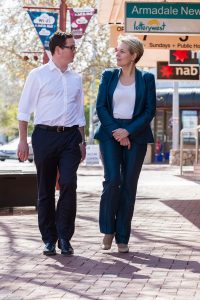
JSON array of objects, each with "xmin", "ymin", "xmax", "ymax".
[{"xmin": 49, "ymin": 31, "xmax": 73, "ymax": 55}]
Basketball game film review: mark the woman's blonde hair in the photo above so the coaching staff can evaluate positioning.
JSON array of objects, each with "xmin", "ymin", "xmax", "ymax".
[{"xmin": 118, "ymin": 35, "xmax": 144, "ymax": 63}]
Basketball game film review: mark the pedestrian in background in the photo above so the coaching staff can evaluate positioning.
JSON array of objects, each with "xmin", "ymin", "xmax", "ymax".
[
  {"xmin": 17, "ymin": 31, "xmax": 86, "ymax": 256},
  {"xmin": 94, "ymin": 36, "xmax": 156, "ymax": 253}
]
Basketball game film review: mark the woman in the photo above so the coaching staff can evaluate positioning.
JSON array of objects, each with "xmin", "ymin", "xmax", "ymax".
[{"xmin": 94, "ymin": 36, "xmax": 156, "ymax": 253}]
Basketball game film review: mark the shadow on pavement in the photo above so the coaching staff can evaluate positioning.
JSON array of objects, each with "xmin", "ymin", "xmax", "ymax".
[
  {"xmin": 162, "ymin": 199, "xmax": 200, "ymax": 229},
  {"xmin": 47, "ymin": 254, "xmax": 147, "ymax": 279},
  {"xmin": 108, "ymin": 251, "xmax": 200, "ymax": 274},
  {"xmin": 176, "ymin": 174, "xmax": 200, "ymax": 184}
]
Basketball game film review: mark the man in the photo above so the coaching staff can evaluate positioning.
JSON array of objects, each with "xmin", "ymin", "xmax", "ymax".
[{"xmin": 17, "ymin": 31, "xmax": 86, "ymax": 256}]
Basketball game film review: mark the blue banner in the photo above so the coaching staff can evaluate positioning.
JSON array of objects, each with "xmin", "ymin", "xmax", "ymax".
[{"xmin": 28, "ymin": 11, "xmax": 58, "ymax": 50}]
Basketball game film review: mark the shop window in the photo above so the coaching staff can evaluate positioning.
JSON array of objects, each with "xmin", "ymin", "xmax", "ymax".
[{"xmin": 181, "ymin": 110, "xmax": 198, "ymax": 144}]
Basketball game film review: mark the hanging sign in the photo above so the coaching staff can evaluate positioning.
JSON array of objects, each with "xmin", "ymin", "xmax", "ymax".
[
  {"xmin": 125, "ymin": 2, "xmax": 200, "ymax": 34},
  {"xmin": 157, "ymin": 61, "xmax": 199, "ymax": 80},
  {"xmin": 28, "ymin": 11, "xmax": 58, "ymax": 50},
  {"xmin": 69, "ymin": 8, "xmax": 97, "ymax": 39},
  {"xmin": 109, "ymin": 25, "xmax": 200, "ymax": 50},
  {"xmin": 169, "ymin": 50, "xmax": 199, "ymax": 65}
]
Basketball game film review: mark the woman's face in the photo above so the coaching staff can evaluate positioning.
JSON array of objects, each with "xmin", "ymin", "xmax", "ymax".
[{"xmin": 115, "ymin": 42, "xmax": 137, "ymax": 67}]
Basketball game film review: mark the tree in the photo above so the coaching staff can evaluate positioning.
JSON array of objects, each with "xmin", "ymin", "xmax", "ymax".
[{"xmin": 0, "ymin": 0, "xmax": 115, "ymax": 137}]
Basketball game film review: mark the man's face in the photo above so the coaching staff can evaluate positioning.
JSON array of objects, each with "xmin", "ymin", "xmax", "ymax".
[{"xmin": 60, "ymin": 37, "xmax": 76, "ymax": 64}]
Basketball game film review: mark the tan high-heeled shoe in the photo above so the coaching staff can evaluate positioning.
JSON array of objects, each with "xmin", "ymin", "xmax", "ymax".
[
  {"xmin": 102, "ymin": 234, "xmax": 114, "ymax": 250},
  {"xmin": 117, "ymin": 243, "xmax": 129, "ymax": 253}
]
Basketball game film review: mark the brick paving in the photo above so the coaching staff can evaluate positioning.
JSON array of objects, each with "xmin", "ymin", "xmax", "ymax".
[{"xmin": 0, "ymin": 164, "xmax": 200, "ymax": 299}]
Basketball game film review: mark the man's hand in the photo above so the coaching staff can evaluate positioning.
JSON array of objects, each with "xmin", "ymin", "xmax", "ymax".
[
  {"xmin": 112, "ymin": 128, "xmax": 129, "ymax": 142},
  {"xmin": 79, "ymin": 143, "xmax": 86, "ymax": 162},
  {"xmin": 120, "ymin": 137, "xmax": 131, "ymax": 150},
  {"xmin": 17, "ymin": 140, "xmax": 29, "ymax": 162}
]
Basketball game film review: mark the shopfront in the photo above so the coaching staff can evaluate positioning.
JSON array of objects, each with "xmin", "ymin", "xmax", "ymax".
[{"xmin": 153, "ymin": 88, "xmax": 200, "ymax": 163}]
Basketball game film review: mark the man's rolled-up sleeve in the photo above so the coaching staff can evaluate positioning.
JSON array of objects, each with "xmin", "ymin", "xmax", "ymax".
[{"xmin": 17, "ymin": 70, "xmax": 40, "ymax": 122}]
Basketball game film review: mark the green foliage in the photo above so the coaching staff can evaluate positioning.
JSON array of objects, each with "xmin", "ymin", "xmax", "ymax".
[
  {"xmin": 0, "ymin": 100, "xmax": 34, "ymax": 140},
  {"xmin": 0, "ymin": 0, "xmax": 115, "ymax": 139},
  {"xmin": 84, "ymin": 103, "xmax": 90, "ymax": 137},
  {"xmin": 0, "ymin": 102, "xmax": 18, "ymax": 139}
]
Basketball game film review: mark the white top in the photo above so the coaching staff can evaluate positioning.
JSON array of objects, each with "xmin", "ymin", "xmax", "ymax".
[
  {"xmin": 18, "ymin": 60, "xmax": 86, "ymax": 127},
  {"xmin": 113, "ymin": 80, "xmax": 136, "ymax": 119}
]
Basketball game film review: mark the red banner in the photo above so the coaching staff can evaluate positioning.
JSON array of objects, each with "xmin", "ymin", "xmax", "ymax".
[{"xmin": 69, "ymin": 8, "xmax": 97, "ymax": 39}]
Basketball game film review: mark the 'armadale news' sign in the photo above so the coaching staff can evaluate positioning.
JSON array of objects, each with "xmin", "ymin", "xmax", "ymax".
[
  {"xmin": 125, "ymin": 2, "xmax": 200, "ymax": 34},
  {"xmin": 157, "ymin": 61, "xmax": 199, "ymax": 80}
]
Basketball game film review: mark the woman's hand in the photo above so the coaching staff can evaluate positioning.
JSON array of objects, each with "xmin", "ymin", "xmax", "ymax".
[
  {"xmin": 120, "ymin": 137, "xmax": 131, "ymax": 150},
  {"xmin": 112, "ymin": 128, "xmax": 129, "ymax": 142}
]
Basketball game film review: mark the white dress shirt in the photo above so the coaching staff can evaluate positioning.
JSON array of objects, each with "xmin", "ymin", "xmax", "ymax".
[
  {"xmin": 18, "ymin": 60, "xmax": 86, "ymax": 127},
  {"xmin": 113, "ymin": 80, "xmax": 136, "ymax": 119}
]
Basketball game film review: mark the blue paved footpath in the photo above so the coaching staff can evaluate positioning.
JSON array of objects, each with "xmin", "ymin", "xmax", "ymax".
[{"xmin": 0, "ymin": 164, "xmax": 200, "ymax": 300}]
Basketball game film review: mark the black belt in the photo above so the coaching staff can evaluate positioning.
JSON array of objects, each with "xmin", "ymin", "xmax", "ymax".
[{"xmin": 35, "ymin": 124, "xmax": 78, "ymax": 132}]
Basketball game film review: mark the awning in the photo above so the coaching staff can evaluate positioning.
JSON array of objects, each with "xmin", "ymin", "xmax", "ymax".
[{"xmin": 157, "ymin": 88, "xmax": 200, "ymax": 108}]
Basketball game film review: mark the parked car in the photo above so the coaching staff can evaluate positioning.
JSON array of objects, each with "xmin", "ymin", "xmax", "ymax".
[
  {"xmin": 0, "ymin": 133, "xmax": 7, "ymax": 145},
  {"xmin": 0, "ymin": 137, "xmax": 34, "ymax": 162}
]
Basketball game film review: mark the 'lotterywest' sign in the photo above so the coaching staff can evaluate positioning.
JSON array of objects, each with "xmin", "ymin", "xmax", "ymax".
[
  {"xmin": 125, "ymin": 2, "xmax": 200, "ymax": 34},
  {"xmin": 157, "ymin": 61, "xmax": 199, "ymax": 80},
  {"xmin": 109, "ymin": 25, "xmax": 200, "ymax": 50}
]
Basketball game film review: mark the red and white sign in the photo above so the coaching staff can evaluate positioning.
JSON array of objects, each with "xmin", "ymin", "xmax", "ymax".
[
  {"xmin": 169, "ymin": 50, "xmax": 199, "ymax": 65},
  {"xmin": 157, "ymin": 61, "xmax": 199, "ymax": 80}
]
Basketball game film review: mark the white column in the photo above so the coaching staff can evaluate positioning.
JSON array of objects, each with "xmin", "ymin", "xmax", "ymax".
[
  {"xmin": 88, "ymin": 43, "xmax": 96, "ymax": 144},
  {"xmin": 172, "ymin": 81, "xmax": 179, "ymax": 150},
  {"xmin": 88, "ymin": 83, "xmax": 95, "ymax": 144}
]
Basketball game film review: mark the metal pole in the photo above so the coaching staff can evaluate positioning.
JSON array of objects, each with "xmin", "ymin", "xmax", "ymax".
[
  {"xmin": 89, "ymin": 82, "xmax": 95, "ymax": 144},
  {"xmin": 60, "ymin": 0, "xmax": 67, "ymax": 31},
  {"xmin": 89, "ymin": 42, "xmax": 96, "ymax": 144},
  {"xmin": 180, "ymin": 129, "xmax": 183, "ymax": 175},
  {"xmin": 172, "ymin": 81, "xmax": 179, "ymax": 150},
  {"xmin": 43, "ymin": 0, "xmax": 67, "ymax": 63},
  {"xmin": 195, "ymin": 127, "xmax": 199, "ymax": 164},
  {"xmin": 43, "ymin": 51, "xmax": 49, "ymax": 64}
]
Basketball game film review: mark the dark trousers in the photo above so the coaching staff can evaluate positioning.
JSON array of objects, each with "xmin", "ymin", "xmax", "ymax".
[
  {"xmin": 32, "ymin": 126, "xmax": 82, "ymax": 244},
  {"xmin": 99, "ymin": 138, "xmax": 147, "ymax": 244}
]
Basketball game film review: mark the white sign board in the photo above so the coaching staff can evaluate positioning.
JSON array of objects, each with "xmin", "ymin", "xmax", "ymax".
[
  {"xmin": 125, "ymin": 2, "xmax": 200, "ymax": 34},
  {"xmin": 109, "ymin": 25, "xmax": 200, "ymax": 50},
  {"xmin": 85, "ymin": 145, "xmax": 101, "ymax": 166}
]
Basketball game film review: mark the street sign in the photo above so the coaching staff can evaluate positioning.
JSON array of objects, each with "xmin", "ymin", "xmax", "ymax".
[
  {"xmin": 157, "ymin": 61, "xmax": 199, "ymax": 80},
  {"xmin": 169, "ymin": 50, "xmax": 199, "ymax": 65},
  {"xmin": 109, "ymin": 25, "xmax": 200, "ymax": 50},
  {"xmin": 125, "ymin": 2, "xmax": 200, "ymax": 34}
]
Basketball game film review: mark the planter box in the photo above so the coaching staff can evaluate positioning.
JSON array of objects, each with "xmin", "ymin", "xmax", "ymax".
[{"xmin": 0, "ymin": 173, "xmax": 37, "ymax": 208}]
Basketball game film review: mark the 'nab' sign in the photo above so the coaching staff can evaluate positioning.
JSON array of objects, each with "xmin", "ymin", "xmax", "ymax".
[
  {"xmin": 157, "ymin": 61, "xmax": 199, "ymax": 80},
  {"xmin": 169, "ymin": 50, "xmax": 199, "ymax": 65}
]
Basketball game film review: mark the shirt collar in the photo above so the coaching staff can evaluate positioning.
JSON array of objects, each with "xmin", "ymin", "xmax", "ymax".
[{"xmin": 48, "ymin": 59, "xmax": 71, "ymax": 73}]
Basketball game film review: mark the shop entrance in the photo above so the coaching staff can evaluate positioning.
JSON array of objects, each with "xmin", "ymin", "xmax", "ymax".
[{"xmin": 153, "ymin": 109, "xmax": 199, "ymax": 163}]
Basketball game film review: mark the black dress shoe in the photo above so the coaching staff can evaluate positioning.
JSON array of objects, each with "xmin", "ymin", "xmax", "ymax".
[
  {"xmin": 58, "ymin": 239, "xmax": 74, "ymax": 255},
  {"xmin": 43, "ymin": 242, "xmax": 56, "ymax": 256}
]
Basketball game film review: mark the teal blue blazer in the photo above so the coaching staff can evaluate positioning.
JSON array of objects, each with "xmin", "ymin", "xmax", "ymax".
[{"xmin": 94, "ymin": 68, "xmax": 156, "ymax": 144}]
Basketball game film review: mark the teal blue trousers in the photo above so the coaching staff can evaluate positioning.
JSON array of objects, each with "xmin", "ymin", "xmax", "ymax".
[{"xmin": 99, "ymin": 135, "xmax": 147, "ymax": 244}]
